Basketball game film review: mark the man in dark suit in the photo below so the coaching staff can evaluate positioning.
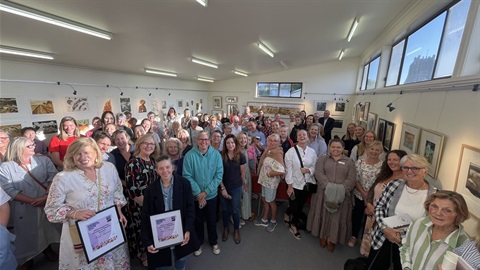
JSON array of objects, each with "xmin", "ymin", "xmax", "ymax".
[{"xmin": 318, "ymin": 110, "xmax": 335, "ymax": 145}]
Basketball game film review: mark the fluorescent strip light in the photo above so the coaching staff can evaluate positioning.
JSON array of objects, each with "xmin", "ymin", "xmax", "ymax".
[
  {"xmin": 234, "ymin": 70, "xmax": 248, "ymax": 77},
  {"xmin": 347, "ymin": 19, "xmax": 359, "ymax": 42},
  {"xmin": 196, "ymin": 0, "xmax": 208, "ymax": 7},
  {"xmin": 338, "ymin": 50, "xmax": 345, "ymax": 60},
  {"xmin": 197, "ymin": 77, "xmax": 214, "ymax": 83},
  {"xmin": 145, "ymin": 68, "xmax": 177, "ymax": 77},
  {"xmin": 0, "ymin": 45, "xmax": 53, "ymax": 60},
  {"xmin": 191, "ymin": 57, "xmax": 218, "ymax": 69},
  {"xmin": 257, "ymin": 42, "xmax": 274, "ymax": 57},
  {"xmin": 280, "ymin": 61, "xmax": 288, "ymax": 69},
  {"xmin": 0, "ymin": 1, "xmax": 112, "ymax": 40}
]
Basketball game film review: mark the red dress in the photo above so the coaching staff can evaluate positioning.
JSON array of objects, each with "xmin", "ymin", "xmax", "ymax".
[{"xmin": 48, "ymin": 136, "xmax": 78, "ymax": 161}]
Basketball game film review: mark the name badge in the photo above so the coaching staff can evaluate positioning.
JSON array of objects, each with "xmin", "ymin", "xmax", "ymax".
[{"xmin": 338, "ymin": 161, "xmax": 345, "ymax": 165}]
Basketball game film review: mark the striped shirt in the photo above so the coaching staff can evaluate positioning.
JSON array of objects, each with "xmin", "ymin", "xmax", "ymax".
[
  {"xmin": 399, "ymin": 216, "xmax": 468, "ymax": 270},
  {"xmin": 454, "ymin": 240, "xmax": 480, "ymax": 269}
]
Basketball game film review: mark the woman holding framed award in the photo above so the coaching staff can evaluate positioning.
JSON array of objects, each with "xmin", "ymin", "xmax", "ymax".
[
  {"xmin": 44, "ymin": 137, "xmax": 129, "ymax": 269},
  {"xmin": 141, "ymin": 155, "xmax": 200, "ymax": 270}
]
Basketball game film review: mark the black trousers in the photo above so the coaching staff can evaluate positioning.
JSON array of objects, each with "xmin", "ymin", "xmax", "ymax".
[
  {"xmin": 285, "ymin": 187, "xmax": 309, "ymax": 229},
  {"xmin": 366, "ymin": 240, "xmax": 402, "ymax": 270},
  {"xmin": 351, "ymin": 196, "xmax": 366, "ymax": 238}
]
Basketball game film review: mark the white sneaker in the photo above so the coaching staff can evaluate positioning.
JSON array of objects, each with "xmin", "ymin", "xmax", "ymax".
[
  {"xmin": 212, "ymin": 244, "xmax": 221, "ymax": 255},
  {"xmin": 194, "ymin": 246, "xmax": 202, "ymax": 257}
]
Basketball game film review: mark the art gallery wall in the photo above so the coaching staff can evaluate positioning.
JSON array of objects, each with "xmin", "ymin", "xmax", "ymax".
[{"xmin": 0, "ymin": 59, "xmax": 209, "ymax": 142}]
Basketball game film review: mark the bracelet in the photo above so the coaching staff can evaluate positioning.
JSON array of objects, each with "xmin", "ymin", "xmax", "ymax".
[{"xmin": 70, "ymin": 210, "xmax": 78, "ymax": 220}]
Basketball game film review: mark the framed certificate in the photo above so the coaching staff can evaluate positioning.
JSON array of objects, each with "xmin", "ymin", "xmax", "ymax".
[
  {"xmin": 76, "ymin": 205, "xmax": 126, "ymax": 263},
  {"xmin": 150, "ymin": 209, "xmax": 184, "ymax": 249}
]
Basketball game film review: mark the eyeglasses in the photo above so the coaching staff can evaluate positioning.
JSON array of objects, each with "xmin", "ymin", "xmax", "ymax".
[
  {"xmin": 0, "ymin": 137, "xmax": 10, "ymax": 141},
  {"xmin": 401, "ymin": 166, "xmax": 423, "ymax": 172},
  {"xmin": 429, "ymin": 204, "xmax": 455, "ymax": 216},
  {"xmin": 26, "ymin": 143, "xmax": 36, "ymax": 149},
  {"xmin": 142, "ymin": 142, "xmax": 156, "ymax": 147}
]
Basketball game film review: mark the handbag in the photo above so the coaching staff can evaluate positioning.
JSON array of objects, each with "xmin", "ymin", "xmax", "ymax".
[
  {"xmin": 69, "ymin": 170, "xmax": 102, "ymax": 253},
  {"xmin": 293, "ymin": 146, "xmax": 317, "ymax": 193}
]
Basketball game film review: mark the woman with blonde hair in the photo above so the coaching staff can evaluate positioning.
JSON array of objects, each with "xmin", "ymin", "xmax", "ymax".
[
  {"xmin": 350, "ymin": 130, "xmax": 385, "ymax": 162},
  {"xmin": 0, "ymin": 137, "xmax": 60, "ymax": 269},
  {"xmin": 45, "ymin": 137, "xmax": 129, "ymax": 269},
  {"xmin": 125, "ymin": 134, "xmax": 160, "ymax": 266},
  {"xmin": 163, "ymin": 137, "xmax": 185, "ymax": 174},
  {"xmin": 49, "ymin": 116, "xmax": 81, "ymax": 170},
  {"xmin": 342, "ymin": 123, "xmax": 358, "ymax": 157},
  {"xmin": 0, "ymin": 129, "xmax": 12, "ymax": 163}
]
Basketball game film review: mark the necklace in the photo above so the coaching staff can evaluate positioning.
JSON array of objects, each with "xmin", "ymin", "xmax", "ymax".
[{"xmin": 406, "ymin": 181, "xmax": 426, "ymax": 194}]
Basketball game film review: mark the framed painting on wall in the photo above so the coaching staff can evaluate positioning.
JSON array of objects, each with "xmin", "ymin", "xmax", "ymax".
[
  {"xmin": 227, "ymin": 104, "xmax": 237, "ymax": 116},
  {"xmin": 0, "ymin": 98, "xmax": 19, "ymax": 114},
  {"xmin": 333, "ymin": 119, "xmax": 345, "ymax": 129},
  {"xmin": 30, "ymin": 100, "xmax": 55, "ymax": 115},
  {"xmin": 213, "ymin": 96, "xmax": 222, "ymax": 109},
  {"xmin": 0, "ymin": 123, "xmax": 22, "ymax": 137},
  {"xmin": 418, "ymin": 129, "xmax": 445, "ymax": 179},
  {"xmin": 399, "ymin": 122, "xmax": 421, "ymax": 154},
  {"xmin": 383, "ymin": 120, "xmax": 396, "ymax": 151},
  {"xmin": 367, "ymin": 112, "xmax": 377, "ymax": 131},
  {"xmin": 225, "ymin": 96, "xmax": 237, "ymax": 103},
  {"xmin": 120, "ymin": 98, "xmax": 131, "ymax": 112},
  {"xmin": 247, "ymin": 102, "xmax": 305, "ymax": 118},
  {"xmin": 315, "ymin": 100, "xmax": 329, "ymax": 113},
  {"xmin": 377, "ymin": 118, "xmax": 386, "ymax": 144},
  {"xmin": 454, "ymin": 145, "xmax": 480, "ymax": 219},
  {"xmin": 65, "ymin": 96, "xmax": 89, "ymax": 112},
  {"xmin": 332, "ymin": 102, "xmax": 346, "ymax": 116}
]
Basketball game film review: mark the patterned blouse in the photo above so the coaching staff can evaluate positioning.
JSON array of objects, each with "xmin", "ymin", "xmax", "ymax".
[
  {"xmin": 258, "ymin": 157, "xmax": 285, "ymax": 189},
  {"xmin": 353, "ymin": 159, "xmax": 382, "ymax": 200}
]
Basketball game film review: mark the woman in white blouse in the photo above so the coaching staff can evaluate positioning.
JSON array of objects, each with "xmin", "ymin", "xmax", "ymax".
[{"xmin": 284, "ymin": 130, "xmax": 318, "ymax": 239}]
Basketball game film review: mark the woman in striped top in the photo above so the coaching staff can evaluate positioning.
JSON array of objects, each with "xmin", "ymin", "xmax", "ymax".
[
  {"xmin": 400, "ymin": 190, "xmax": 469, "ymax": 270},
  {"xmin": 454, "ymin": 221, "xmax": 480, "ymax": 269}
]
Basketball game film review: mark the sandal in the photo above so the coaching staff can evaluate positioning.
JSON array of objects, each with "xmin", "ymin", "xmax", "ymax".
[
  {"xmin": 289, "ymin": 226, "xmax": 301, "ymax": 240},
  {"xmin": 283, "ymin": 214, "xmax": 290, "ymax": 228}
]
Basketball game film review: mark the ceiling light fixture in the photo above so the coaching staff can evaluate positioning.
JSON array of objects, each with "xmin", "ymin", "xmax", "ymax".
[
  {"xmin": 0, "ymin": 1, "xmax": 112, "ymax": 40},
  {"xmin": 338, "ymin": 50, "xmax": 345, "ymax": 60},
  {"xmin": 195, "ymin": 0, "xmax": 208, "ymax": 7},
  {"xmin": 191, "ymin": 57, "xmax": 218, "ymax": 69},
  {"xmin": 234, "ymin": 70, "xmax": 248, "ymax": 77},
  {"xmin": 347, "ymin": 18, "xmax": 359, "ymax": 42},
  {"xmin": 0, "ymin": 45, "xmax": 53, "ymax": 60},
  {"xmin": 257, "ymin": 42, "xmax": 274, "ymax": 57},
  {"xmin": 280, "ymin": 61, "xmax": 288, "ymax": 69},
  {"xmin": 145, "ymin": 68, "xmax": 177, "ymax": 77},
  {"xmin": 197, "ymin": 77, "xmax": 214, "ymax": 83}
]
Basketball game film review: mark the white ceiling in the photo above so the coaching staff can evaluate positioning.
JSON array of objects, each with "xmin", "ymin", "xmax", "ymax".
[{"xmin": 0, "ymin": 0, "xmax": 414, "ymax": 82}]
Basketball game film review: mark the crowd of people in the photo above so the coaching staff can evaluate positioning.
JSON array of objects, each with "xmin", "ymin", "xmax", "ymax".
[{"xmin": 0, "ymin": 105, "xmax": 478, "ymax": 270}]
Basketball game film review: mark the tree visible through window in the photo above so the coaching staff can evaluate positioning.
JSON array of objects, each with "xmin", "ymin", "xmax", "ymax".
[{"xmin": 257, "ymin": 82, "xmax": 302, "ymax": 98}]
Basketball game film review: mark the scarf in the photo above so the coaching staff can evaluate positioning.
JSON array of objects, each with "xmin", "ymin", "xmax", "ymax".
[{"xmin": 257, "ymin": 146, "xmax": 284, "ymax": 175}]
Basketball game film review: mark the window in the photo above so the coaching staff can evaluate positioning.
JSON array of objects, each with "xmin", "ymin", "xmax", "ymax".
[
  {"xmin": 386, "ymin": 0, "xmax": 470, "ymax": 86},
  {"xmin": 360, "ymin": 56, "xmax": 380, "ymax": 90},
  {"xmin": 257, "ymin": 82, "xmax": 302, "ymax": 98}
]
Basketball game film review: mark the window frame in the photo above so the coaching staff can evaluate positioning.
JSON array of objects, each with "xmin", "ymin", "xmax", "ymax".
[
  {"xmin": 360, "ymin": 54, "xmax": 381, "ymax": 91},
  {"xmin": 256, "ymin": 82, "xmax": 303, "ymax": 98}
]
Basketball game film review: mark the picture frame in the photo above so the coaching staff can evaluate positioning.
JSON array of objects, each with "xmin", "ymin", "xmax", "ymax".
[
  {"xmin": 333, "ymin": 118, "xmax": 344, "ymax": 129},
  {"xmin": 332, "ymin": 101, "xmax": 346, "ymax": 116},
  {"xmin": 418, "ymin": 129, "xmax": 445, "ymax": 179},
  {"xmin": 355, "ymin": 103, "xmax": 363, "ymax": 122},
  {"xmin": 377, "ymin": 118, "xmax": 386, "ymax": 144},
  {"xmin": 225, "ymin": 96, "xmax": 238, "ymax": 103},
  {"xmin": 150, "ymin": 210, "xmax": 184, "ymax": 250},
  {"xmin": 76, "ymin": 205, "xmax": 126, "ymax": 264},
  {"xmin": 454, "ymin": 145, "xmax": 480, "ymax": 219},
  {"xmin": 213, "ymin": 96, "xmax": 222, "ymax": 109},
  {"xmin": 227, "ymin": 104, "xmax": 237, "ymax": 116},
  {"xmin": 30, "ymin": 100, "xmax": 55, "ymax": 115},
  {"xmin": 315, "ymin": 100, "xmax": 329, "ymax": 113},
  {"xmin": 363, "ymin": 102, "xmax": 371, "ymax": 121},
  {"xmin": 64, "ymin": 96, "xmax": 89, "ymax": 112},
  {"xmin": 177, "ymin": 99, "xmax": 184, "ymax": 108},
  {"xmin": 367, "ymin": 112, "xmax": 377, "ymax": 131},
  {"xmin": 383, "ymin": 120, "xmax": 396, "ymax": 151},
  {"xmin": 0, "ymin": 97, "xmax": 19, "ymax": 114},
  {"xmin": 120, "ymin": 97, "xmax": 131, "ymax": 113},
  {"xmin": 247, "ymin": 102, "xmax": 305, "ymax": 118},
  {"xmin": 399, "ymin": 122, "xmax": 421, "ymax": 154},
  {"xmin": 0, "ymin": 123, "xmax": 22, "ymax": 137}
]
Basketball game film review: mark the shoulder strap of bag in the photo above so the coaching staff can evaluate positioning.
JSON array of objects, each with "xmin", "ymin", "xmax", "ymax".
[
  {"xmin": 97, "ymin": 169, "xmax": 102, "ymax": 212},
  {"xmin": 293, "ymin": 145, "xmax": 304, "ymax": 168},
  {"xmin": 16, "ymin": 162, "xmax": 48, "ymax": 191}
]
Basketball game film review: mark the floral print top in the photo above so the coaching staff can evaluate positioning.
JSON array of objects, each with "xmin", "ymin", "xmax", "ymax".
[{"xmin": 353, "ymin": 159, "xmax": 382, "ymax": 201}]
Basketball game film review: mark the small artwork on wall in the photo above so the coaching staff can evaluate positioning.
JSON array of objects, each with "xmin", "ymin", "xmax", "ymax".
[
  {"xmin": 32, "ymin": 120, "xmax": 58, "ymax": 135},
  {"xmin": 454, "ymin": 145, "xmax": 480, "ymax": 218},
  {"xmin": 161, "ymin": 101, "xmax": 167, "ymax": 109},
  {"xmin": 332, "ymin": 101, "xmax": 346, "ymax": 116},
  {"xmin": 177, "ymin": 100, "xmax": 184, "ymax": 108},
  {"xmin": 0, "ymin": 123, "xmax": 22, "ymax": 137},
  {"xmin": 76, "ymin": 119, "xmax": 90, "ymax": 135},
  {"xmin": 333, "ymin": 119, "xmax": 344, "ymax": 129},
  {"xmin": 120, "ymin": 98, "xmax": 131, "ymax": 112},
  {"xmin": 103, "ymin": 100, "xmax": 112, "ymax": 112},
  {"xmin": 315, "ymin": 100, "xmax": 329, "ymax": 113},
  {"xmin": 0, "ymin": 98, "xmax": 19, "ymax": 114},
  {"xmin": 138, "ymin": 99, "xmax": 147, "ymax": 113},
  {"xmin": 65, "ymin": 96, "xmax": 89, "ymax": 112},
  {"xmin": 30, "ymin": 100, "xmax": 55, "ymax": 115}
]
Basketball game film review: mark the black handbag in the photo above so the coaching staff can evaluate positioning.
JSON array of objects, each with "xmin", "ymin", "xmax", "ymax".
[{"xmin": 294, "ymin": 145, "xmax": 317, "ymax": 193}]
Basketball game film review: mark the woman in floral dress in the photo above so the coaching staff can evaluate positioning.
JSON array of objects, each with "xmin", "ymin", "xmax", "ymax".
[
  {"xmin": 125, "ymin": 133, "xmax": 160, "ymax": 266},
  {"xmin": 44, "ymin": 137, "xmax": 129, "ymax": 269}
]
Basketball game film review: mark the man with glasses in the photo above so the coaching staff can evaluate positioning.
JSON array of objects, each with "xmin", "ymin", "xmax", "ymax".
[{"xmin": 183, "ymin": 131, "xmax": 223, "ymax": 256}]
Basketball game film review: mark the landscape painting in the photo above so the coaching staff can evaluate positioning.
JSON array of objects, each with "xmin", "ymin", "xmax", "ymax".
[
  {"xmin": 30, "ymin": 100, "xmax": 55, "ymax": 115},
  {"xmin": 0, "ymin": 98, "xmax": 19, "ymax": 114},
  {"xmin": 32, "ymin": 120, "xmax": 58, "ymax": 134},
  {"xmin": 0, "ymin": 124, "xmax": 22, "ymax": 137}
]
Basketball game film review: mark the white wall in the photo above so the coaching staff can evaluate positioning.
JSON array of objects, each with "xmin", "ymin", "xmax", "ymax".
[{"xmin": 0, "ymin": 59, "xmax": 209, "ymax": 141}]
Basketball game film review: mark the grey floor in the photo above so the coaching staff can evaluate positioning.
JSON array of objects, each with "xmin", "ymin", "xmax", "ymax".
[{"xmin": 32, "ymin": 200, "xmax": 360, "ymax": 270}]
